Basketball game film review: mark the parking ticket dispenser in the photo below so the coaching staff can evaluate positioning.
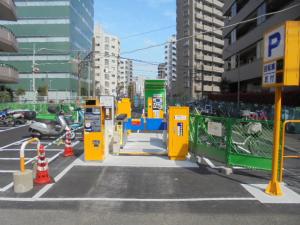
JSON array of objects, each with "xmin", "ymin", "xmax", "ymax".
[
  {"xmin": 100, "ymin": 96, "xmax": 115, "ymax": 156},
  {"xmin": 168, "ymin": 106, "xmax": 189, "ymax": 160},
  {"xmin": 147, "ymin": 97, "xmax": 164, "ymax": 119},
  {"xmin": 84, "ymin": 99, "xmax": 105, "ymax": 161}
]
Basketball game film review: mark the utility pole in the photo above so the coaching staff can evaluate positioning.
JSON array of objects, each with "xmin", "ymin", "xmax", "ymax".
[
  {"xmin": 76, "ymin": 53, "xmax": 81, "ymax": 97},
  {"xmin": 32, "ymin": 43, "xmax": 36, "ymax": 104}
]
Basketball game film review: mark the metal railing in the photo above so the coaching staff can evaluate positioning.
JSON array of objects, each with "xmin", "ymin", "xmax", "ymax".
[{"xmin": 190, "ymin": 114, "xmax": 274, "ymax": 170}]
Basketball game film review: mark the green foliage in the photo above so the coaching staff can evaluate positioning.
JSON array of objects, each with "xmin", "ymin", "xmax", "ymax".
[
  {"xmin": 37, "ymin": 85, "xmax": 48, "ymax": 96},
  {"xmin": 15, "ymin": 88, "xmax": 26, "ymax": 96},
  {"xmin": 0, "ymin": 91, "xmax": 11, "ymax": 102}
]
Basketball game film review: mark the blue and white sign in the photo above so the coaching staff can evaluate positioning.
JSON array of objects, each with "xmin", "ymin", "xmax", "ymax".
[
  {"xmin": 264, "ymin": 25, "xmax": 285, "ymax": 62},
  {"xmin": 263, "ymin": 61, "xmax": 276, "ymax": 85}
]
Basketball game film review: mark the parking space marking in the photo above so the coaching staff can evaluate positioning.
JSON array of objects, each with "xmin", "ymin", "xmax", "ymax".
[
  {"xmin": 0, "ymin": 151, "xmax": 62, "ymax": 192},
  {"xmin": 0, "ymin": 197, "xmax": 257, "ymax": 203},
  {"xmin": 0, "ymin": 138, "xmax": 30, "ymax": 150},
  {"xmin": 0, "ymin": 158, "xmax": 30, "ymax": 160},
  {"xmin": 0, "ymin": 125, "xmax": 28, "ymax": 133},
  {"xmin": 33, "ymin": 159, "xmax": 76, "ymax": 199},
  {"xmin": 0, "ymin": 170, "xmax": 18, "ymax": 173}
]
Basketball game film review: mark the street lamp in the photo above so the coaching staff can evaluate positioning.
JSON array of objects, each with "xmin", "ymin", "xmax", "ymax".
[{"xmin": 32, "ymin": 43, "xmax": 47, "ymax": 103}]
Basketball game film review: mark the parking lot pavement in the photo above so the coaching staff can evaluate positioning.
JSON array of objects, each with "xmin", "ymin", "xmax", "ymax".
[{"xmin": 0, "ymin": 125, "xmax": 83, "ymax": 196}]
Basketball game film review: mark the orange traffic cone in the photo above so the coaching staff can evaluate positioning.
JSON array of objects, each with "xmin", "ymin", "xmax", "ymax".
[
  {"xmin": 64, "ymin": 127, "xmax": 74, "ymax": 157},
  {"xmin": 34, "ymin": 145, "xmax": 53, "ymax": 185}
]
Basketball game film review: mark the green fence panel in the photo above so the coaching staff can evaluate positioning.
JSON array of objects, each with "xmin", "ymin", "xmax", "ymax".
[
  {"xmin": 191, "ymin": 114, "xmax": 227, "ymax": 163},
  {"xmin": 190, "ymin": 114, "xmax": 274, "ymax": 171}
]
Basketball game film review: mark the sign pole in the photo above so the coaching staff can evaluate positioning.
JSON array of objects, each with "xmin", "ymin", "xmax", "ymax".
[{"xmin": 265, "ymin": 87, "xmax": 283, "ymax": 196}]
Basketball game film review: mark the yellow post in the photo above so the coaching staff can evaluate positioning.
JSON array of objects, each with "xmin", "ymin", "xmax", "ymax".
[
  {"xmin": 265, "ymin": 87, "xmax": 283, "ymax": 196},
  {"xmin": 20, "ymin": 157, "xmax": 25, "ymax": 173}
]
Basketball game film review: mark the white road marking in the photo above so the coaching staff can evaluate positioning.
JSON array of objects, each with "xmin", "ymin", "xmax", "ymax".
[
  {"xmin": 32, "ymin": 159, "xmax": 76, "ymax": 199},
  {"xmin": 0, "ymin": 138, "xmax": 30, "ymax": 150},
  {"xmin": 0, "ymin": 125, "xmax": 28, "ymax": 133},
  {"xmin": 0, "ymin": 158, "xmax": 30, "ymax": 160},
  {"xmin": 0, "ymin": 197, "xmax": 256, "ymax": 202},
  {"xmin": 0, "ymin": 170, "xmax": 17, "ymax": 173},
  {"xmin": 2, "ymin": 149, "xmax": 63, "ymax": 151},
  {"xmin": 0, "ymin": 150, "xmax": 63, "ymax": 192}
]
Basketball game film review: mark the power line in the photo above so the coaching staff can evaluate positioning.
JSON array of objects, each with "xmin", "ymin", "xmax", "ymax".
[
  {"xmin": 121, "ymin": 3, "xmax": 300, "ymax": 55},
  {"xmin": 121, "ymin": 25, "xmax": 175, "ymax": 39}
]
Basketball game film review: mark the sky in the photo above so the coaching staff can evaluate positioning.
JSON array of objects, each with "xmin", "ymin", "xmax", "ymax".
[{"xmin": 94, "ymin": 0, "xmax": 176, "ymax": 78}]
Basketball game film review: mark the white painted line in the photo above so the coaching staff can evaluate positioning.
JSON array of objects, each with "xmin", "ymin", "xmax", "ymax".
[
  {"xmin": 0, "ymin": 137, "xmax": 30, "ymax": 150},
  {"xmin": 2, "ymin": 149, "xmax": 63, "ymax": 151},
  {"xmin": 72, "ymin": 140, "xmax": 80, "ymax": 147},
  {"xmin": 241, "ymin": 183, "xmax": 300, "ymax": 204},
  {"xmin": 0, "ymin": 158, "xmax": 30, "ymax": 160},
  {"xmin": 0, "ymin": 124, "xmax": 27, "ymax": 133},
  {"xmin": 0, "ymin": 197, "xmax": 256, "ymax": 202},
  {"xmin": 0, "ymin": 170, "xmax": 17, "ymax": 173},
  {"xmin": 32, "ymin": 159, "xmax": 76, "ymax": 199},
  {"xmin": 0, "ymin": 151, "xmax": 63, "ymax": 193}
]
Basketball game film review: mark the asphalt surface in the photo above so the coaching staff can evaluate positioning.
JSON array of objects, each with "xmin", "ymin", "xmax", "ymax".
[{"xmin": 0, "ymin": 125, "xmax": 300, "ymax": 225}]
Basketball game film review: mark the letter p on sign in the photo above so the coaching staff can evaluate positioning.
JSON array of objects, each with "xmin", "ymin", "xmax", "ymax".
[{"xmin": 264, "ymin": 25, "xmax": 285, "ymax": 61}]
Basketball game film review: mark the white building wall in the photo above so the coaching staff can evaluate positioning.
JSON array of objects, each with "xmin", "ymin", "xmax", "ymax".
[
  {"xmin": 94, "ymin": 25, "xmax": 120, "ymax": 96},
  {"xmin": 118, "ymin": 59, "xmax": 133, "ymax": 97},
  {"xmin": 164, "ymin": 35, "xmax": 177, "ymax": 94}
]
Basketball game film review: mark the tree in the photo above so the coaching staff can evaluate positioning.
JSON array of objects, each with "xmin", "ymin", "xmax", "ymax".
[
  {"xmin": 15, "ymin": 88, "xmax": 26, "ymax": 97},
  {"xmin": 0, "ymin": 90, "xmax": 11, "ymax": 102},
  {"xmin": 37, "ymin": 85, "xmax": 48, "ymax": 96}
]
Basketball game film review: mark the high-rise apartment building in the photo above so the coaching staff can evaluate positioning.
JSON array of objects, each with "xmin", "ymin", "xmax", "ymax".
[
  {"xmin": 118, "ymin": 59, "xmax": 133, "ymax": 97},
  {"xmin": 223, "ymin": 0, "xmax": 300, "ymax": 92},
  {"xmin": 94, "ymin": 25, "xmax": 120, "ymax": 97},
  {"xmin": 0, "ymin": 0, "xmax": 18, "ymax": 84},
  {"xmin": 176, "ymin": 0, "xmax": 224, "ymax": 101},
  {"xmin": 157, "ymin": 63, "xmax": 166, "ymax": 79},
  {"xmin": 0, "ymin": 0, "xmax": 94, "ymax": 100},
  {"xmin": 164, "ymin": 35, "xmax": 177, "ymax": 96}
]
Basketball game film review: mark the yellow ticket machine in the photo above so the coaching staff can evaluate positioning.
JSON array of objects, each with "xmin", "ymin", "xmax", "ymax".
[
  {"xmin": 168, "ymin": 106, "xmax": 189, "ymax": 160},
  {"xmin": 84, "ymin": 99, "xmax": 105, "ymax": 161},
  {"xmin": 147, "ymin": 96, "xmax": 164, "ymax": 119}
]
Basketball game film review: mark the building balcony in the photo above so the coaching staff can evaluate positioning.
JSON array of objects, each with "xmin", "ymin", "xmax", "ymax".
[
  {"xmin": 0, "ymin": 63, "xmax": 18, "ymax": 83},
  {"xmin": 0, "ymin": 0, "xmax": 17, "ymax": 21},
  {"xmin": 0, "ymin": 25, "xmax": 18, "ymax": 52},
  {"xmin": 213, "ymin": 47, "xmax": 223, "ymax": 54},
  {"xmin": 213, "ymin": 18, "xmax": 224, "ymax": 27},
  {"xmin": 203, "ymin": 65, "xmax": 213, "ymax": 72},
  {"xmin": 213, "ymin": 37, "xmax": 224, "ymax": 46},
  {"xmin": 209, "ymin": 0, "xmax": 223, "ymax": 9},
  {"xmin": 213, "ymin": 57, "xmax": 224, "ymax": 64}
]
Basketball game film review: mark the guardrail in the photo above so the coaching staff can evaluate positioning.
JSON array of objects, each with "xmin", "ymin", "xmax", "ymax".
[{"xmin": 279, "ymin": 120, "xmax": 300, "ymax": 182}]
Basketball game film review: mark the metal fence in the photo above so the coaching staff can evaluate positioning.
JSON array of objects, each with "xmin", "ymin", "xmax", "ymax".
[
  {"xmin": 190, "ymin": 114, "xmax": 274, "ymax": 170},
  {"xmin": 0, "ymin": 103, "xmax": 77, "ymax": 114}
]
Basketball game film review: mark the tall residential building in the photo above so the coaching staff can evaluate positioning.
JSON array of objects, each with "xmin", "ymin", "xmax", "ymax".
[
  {"xmin": 94, "ymin": 25, "xmax": 120, "ymax": 97},
  {"xmin": 164, "ymin": 35, "xmax": 177, "ymax": 96},
  {"xmin": 0, "ymin": 0, "xmax": 94, "ymax": 100},
  {"xmin": 133, "ymin": 75, "xmax": 145, "ymax": 97},
  {"xmin": 157, "ymin": 63, "xmax": 167, "ymax": 79},
  {"xmin": 118, "ymin": 59, "xmax": 133, "ymax": 97},
  {"xmin": 223, "ymin": 0, "xmax": 300, "ymax": 92},
  {"xmin": 176, "ymin": 0, "xmax": 224, "ymax": 101},
  {"xmin": 0, "ymin": 0, "xmax": 18, "ymax": 84}
]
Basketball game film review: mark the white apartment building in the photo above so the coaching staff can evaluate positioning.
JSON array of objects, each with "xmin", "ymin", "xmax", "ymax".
[
  {"xmin": 176, "ymin": 0, "xmax": 224, "ymax": 101},
  {"xmin": 157, "ymin": 63, "xmax": 167, "ymax": 80},
  {"xmin": 94, "ymin": 25, "xmax": 120, "ymax": 96},
  {"xmin": 164, "ymin": 35, "xmax": 177, "ymax": 96},
  {"xmin": 118, "ymin": 59, "xmax": 133, "ymax": 97}
]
